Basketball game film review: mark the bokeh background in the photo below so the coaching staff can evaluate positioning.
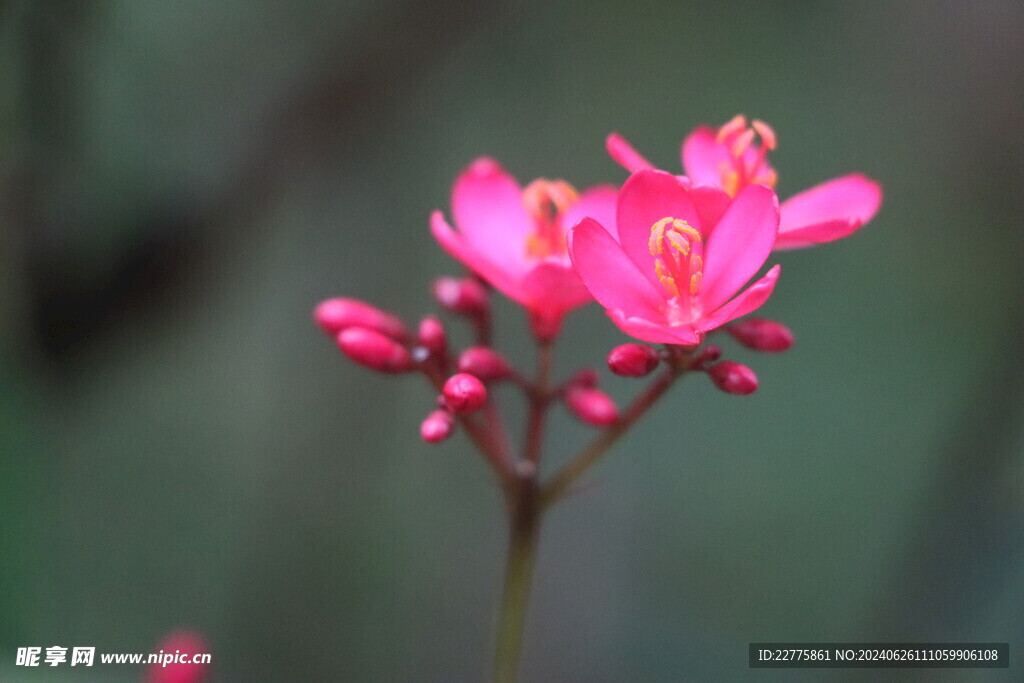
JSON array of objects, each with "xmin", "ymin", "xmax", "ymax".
[{"xmin": 1, "ymin": 0, "xmax": 1022, "ymax": 680}]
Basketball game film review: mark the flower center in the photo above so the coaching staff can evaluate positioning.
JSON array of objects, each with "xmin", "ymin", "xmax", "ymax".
[
  {"xmin": 715, "ymin": 114, "xmax": 778, "ymax": 197},
  {"xmin": 649, "ymin": 217, "xmax": 704, "ymax": 324},
  {"xmin": 523, "ymin": 178, "xmax": 578, "ymax": 259}
]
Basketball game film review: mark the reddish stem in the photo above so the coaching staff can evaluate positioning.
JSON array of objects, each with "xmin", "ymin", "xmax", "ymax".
[{"xmin": 523, "ymin": 341, "xmax": 554, "ymax": 470}]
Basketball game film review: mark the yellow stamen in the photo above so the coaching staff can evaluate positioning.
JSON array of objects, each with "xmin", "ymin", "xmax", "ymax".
[
  {"xmin": 648, "ymin": 218, "xmax": 704, "ymax": 299},
  {"xmin": 522, "ymin": 178, "xmax": 578, "ymax": 259},
  {"xmin": 689, "ymin": 272, "xmax": 702, "ymax": 296},
  {"xmin": 716, "ymin": 114, "xmax": 747, "ymax": 143},
  {"xmin": 654, "ymin": 258, "xmax": 679, "ymax": 297},
  {"xmin": 547, "ymin": 180, "xmax": 579, "ymax": 214},
  {"xmin": 752, "ymin": 119, "xmax": 776, "ymax": 150},
  {"xmin": 675, "ymin": 222, "xmax": 701, "ymax": 242},
  {"xmin": 648, "ymin": 217, "xmax": 671, "ymax": 255},
  {"xmin": 730, "ymin": 128, "xmax": 755, "ymax": 157},
  {"xmin": 666, "ymin": 231, "xmax": 691, "ymax": 255}
]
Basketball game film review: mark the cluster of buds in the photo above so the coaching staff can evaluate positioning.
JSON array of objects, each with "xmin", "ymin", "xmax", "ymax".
[
  {"xmin": 317, "ymin": 276, "xmax": 625, "ymax": 448},
  {"xmin": 601, "ymin": 317, "xmax": 792, "ymax": 397},
  {"xmin": 315, "ymin": 296, "xmax": 794, "ymax": 455}
]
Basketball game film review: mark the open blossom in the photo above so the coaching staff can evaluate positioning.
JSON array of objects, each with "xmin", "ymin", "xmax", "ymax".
[
  {"xmin": 567, "ymin": 169, "xmax": 780, "ymax": 345},
  {"xmin": 431, "ymin": 158, "xmax": 617, "ymax": 334},
  {"xmin": 606, "ymin": 114, "xmax": 881, "ymax": 250}
]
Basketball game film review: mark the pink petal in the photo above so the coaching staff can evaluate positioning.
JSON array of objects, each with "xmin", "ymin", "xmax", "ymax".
[
  {"xmin": 615, "ymin": 169, "xmax": 702, "ymax": 288},
  {"xmin": 694, "ymin": 265, "xmax": 780, "ymax": 332},
  {"xmin": 431, "ymin": 211, "xmax": 526, "ymax": 303},
  {"xmin": 519, "ymin": 261, "xmax": 592, "ymax": 315},
  {"xmin": 681, "ymin": 126, "xmax": 732, "ymax": 188},
  {"xmin": 607, "ymin": 309, "xmax": 701, "ymax": 345},
  {"xmin": 451, "ymin": 157, "xmax": 533, "ymax": 271},
  {"xmin": 776, "ymin": 173, "xmax": 882, "ymax": 249},
  {"xmin": 690, "ymin": 184, "xmax": 732, "ymax": 236},
  {"xmin": 700, "ymin": 184, "xmax": 779, "ymax": 311},
  {"xmin": 559, "ymin": 185, "xmax": 618, "ymax": 240},
  {"xmin": 774, "ymin": 218, "xmax": 862, "ymax": 250},
  {"xmin": 606, "ymin": 133, "xmax": 656, "ymax": 173},
  {"xmin": 567, "ymin": 217, "xmax": 667, "ymax": 318}
]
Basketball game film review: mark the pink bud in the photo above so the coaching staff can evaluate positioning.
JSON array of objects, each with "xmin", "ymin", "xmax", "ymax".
[
  {"xmin": 565, "ymin": 385, "xmax": 618, "ymax": 426},
  {"xmin": 607, "ymin": 343, "xmax": 660, "ymax": 377},
  {"xmin": 433, "ymin": 277, "xmax": 488, "ymax": 315},
  {"xmin": 457, "ymin": 347, "xmax": 512, "ymax": 380},
  {"xmin": 420, "ymin": 409, "xmax": 455, "ymax": 443},
  {"xmin": 314, "ymin": 298, "xmax": 407, "ymax": 339},
  {"xmin": 442, "ymin": 373, "xmax": 487, "ymax": 413},
  {"xmin": 336, "ymin": 327, "xmax": 413, "ymax": 373},
  {"xmin": 417, "ymin": 316, "xmax": 447, "ymax": 357},
  {"xmin": 146, "ymin": 630, "xmax": 209, "ymax": 683},
  {"xmin": 696, "ymin": 345, "xmax": 722, "ymax": 363},
  {"xmin": 726, "ymin": 318, "xmax": 794, "ymax": 352},
  {"xmin": 708, "ymin": 361, "xmax": 758, "ymax": 395},
  {"xmin": 568, "ymin": 368, "xmax": 599, "ymax": 388}
]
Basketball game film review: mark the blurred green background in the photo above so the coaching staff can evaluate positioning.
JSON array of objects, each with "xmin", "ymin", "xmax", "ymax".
[{"xmin": 1, "ymin": 0, "xmax": 1021, "ymax": 680}]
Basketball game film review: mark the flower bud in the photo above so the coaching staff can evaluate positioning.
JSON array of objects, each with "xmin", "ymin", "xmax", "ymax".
[
  {"xmin": 457, "ymin": 347, "xmax": 512, "ymax": 381},
  {"xmin": 708, "ymin": 361, "xmax": 758, "ymax": 395},
  {"xmin": 433, "ymin": 277, "xmax": 488, "ymax": 315},
  {"xmin": 565, "ymin": 385, "xmax": 618, "ymax": 426},
  {"xmin": 442, "ymin": 373, "xmax": 487, "ymax": 413},
  {"xmin": 726, "ymin": 318, "xmax": 794, "ymax": 352},
  {"xmin": 336, "ymin": 327, "xmax": 413, "ymax": 373},
  {"xmin": 696, "ymin": 345, "xmax": 722, "ymax": 364},
  {"xmin": 314, "ymin": 297, "xmax": 407, "ymax": 339},
  {"xmin": 420, "ymin": 409, "xmax": 455, "ymax": 443},
  {"xmin": 607, "ymin": 343, "xmax": 660, "ymax": 377},
  {"xmin": 567, "ymin": 368, "xmax": 599, "ymax": 388},
  {"xmin": 417, "ymin": 316, "xmax": 447, "ymax": 357}
]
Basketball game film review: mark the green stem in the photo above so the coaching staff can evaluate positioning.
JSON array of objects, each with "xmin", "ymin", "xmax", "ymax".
[{"xmin": 493, "ymin": 486, "xmax": 541, "ymax": 683}]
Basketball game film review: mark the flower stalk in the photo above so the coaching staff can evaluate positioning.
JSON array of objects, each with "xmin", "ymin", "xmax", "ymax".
[{"xmin": 493, "ymin": 478, "xmax": 541, "ymax": 683}]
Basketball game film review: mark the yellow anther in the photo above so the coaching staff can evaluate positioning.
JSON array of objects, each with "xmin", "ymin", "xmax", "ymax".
[
  {"xmin": 752, "ymin": 119, "xmax": 777, "ymax": 150},
  {"xmin": 649, "ymin": 218, "xmax": 704, "ymax": 298},
  {"xmin": 648, "ymin": 218, "xmax": 671, "ymax": 255},
  {"xmin": 547, "ymin": 180, "xmax": 579, "ymax": 214},
  {"xmin": 689, "ymin": 272, "xmax": 702, "ymax": 295},
  {"xmin": 666, "ymin": 231, "xmax": 691, "ymax": 255},
  {"xmin": 654, "ymin": 258, "xmax": 679, "ymax": 297},
  {"xmin": 523, "ymin": 178, "xmax": 579, "ymax": 224},
  {"xmin": 672, "ymin": 221, "xmax": 701, "ymax": 242},
  {"xmin": 522, "ymin": 178, "xmax": 577, "ymax": 259},
  {"xmin": 730, "ymin": 128, "xmax": 755, "ymax": 157},
  {"xmin": 716, "ymin": 114, "xmax": 747, "ymax": 143}
]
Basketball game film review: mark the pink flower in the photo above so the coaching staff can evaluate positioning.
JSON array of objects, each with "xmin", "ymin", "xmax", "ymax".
[
  {"xmin": 567, "ymin": 169, "xmax": 781, "ymax": 345},
  {"xmin": 431, "ymin": 158, "xmax": 617, "ymax": 334},
  {"xmin": 606, "ymin": 114, "xmax": 882, "ymax": 250}
]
